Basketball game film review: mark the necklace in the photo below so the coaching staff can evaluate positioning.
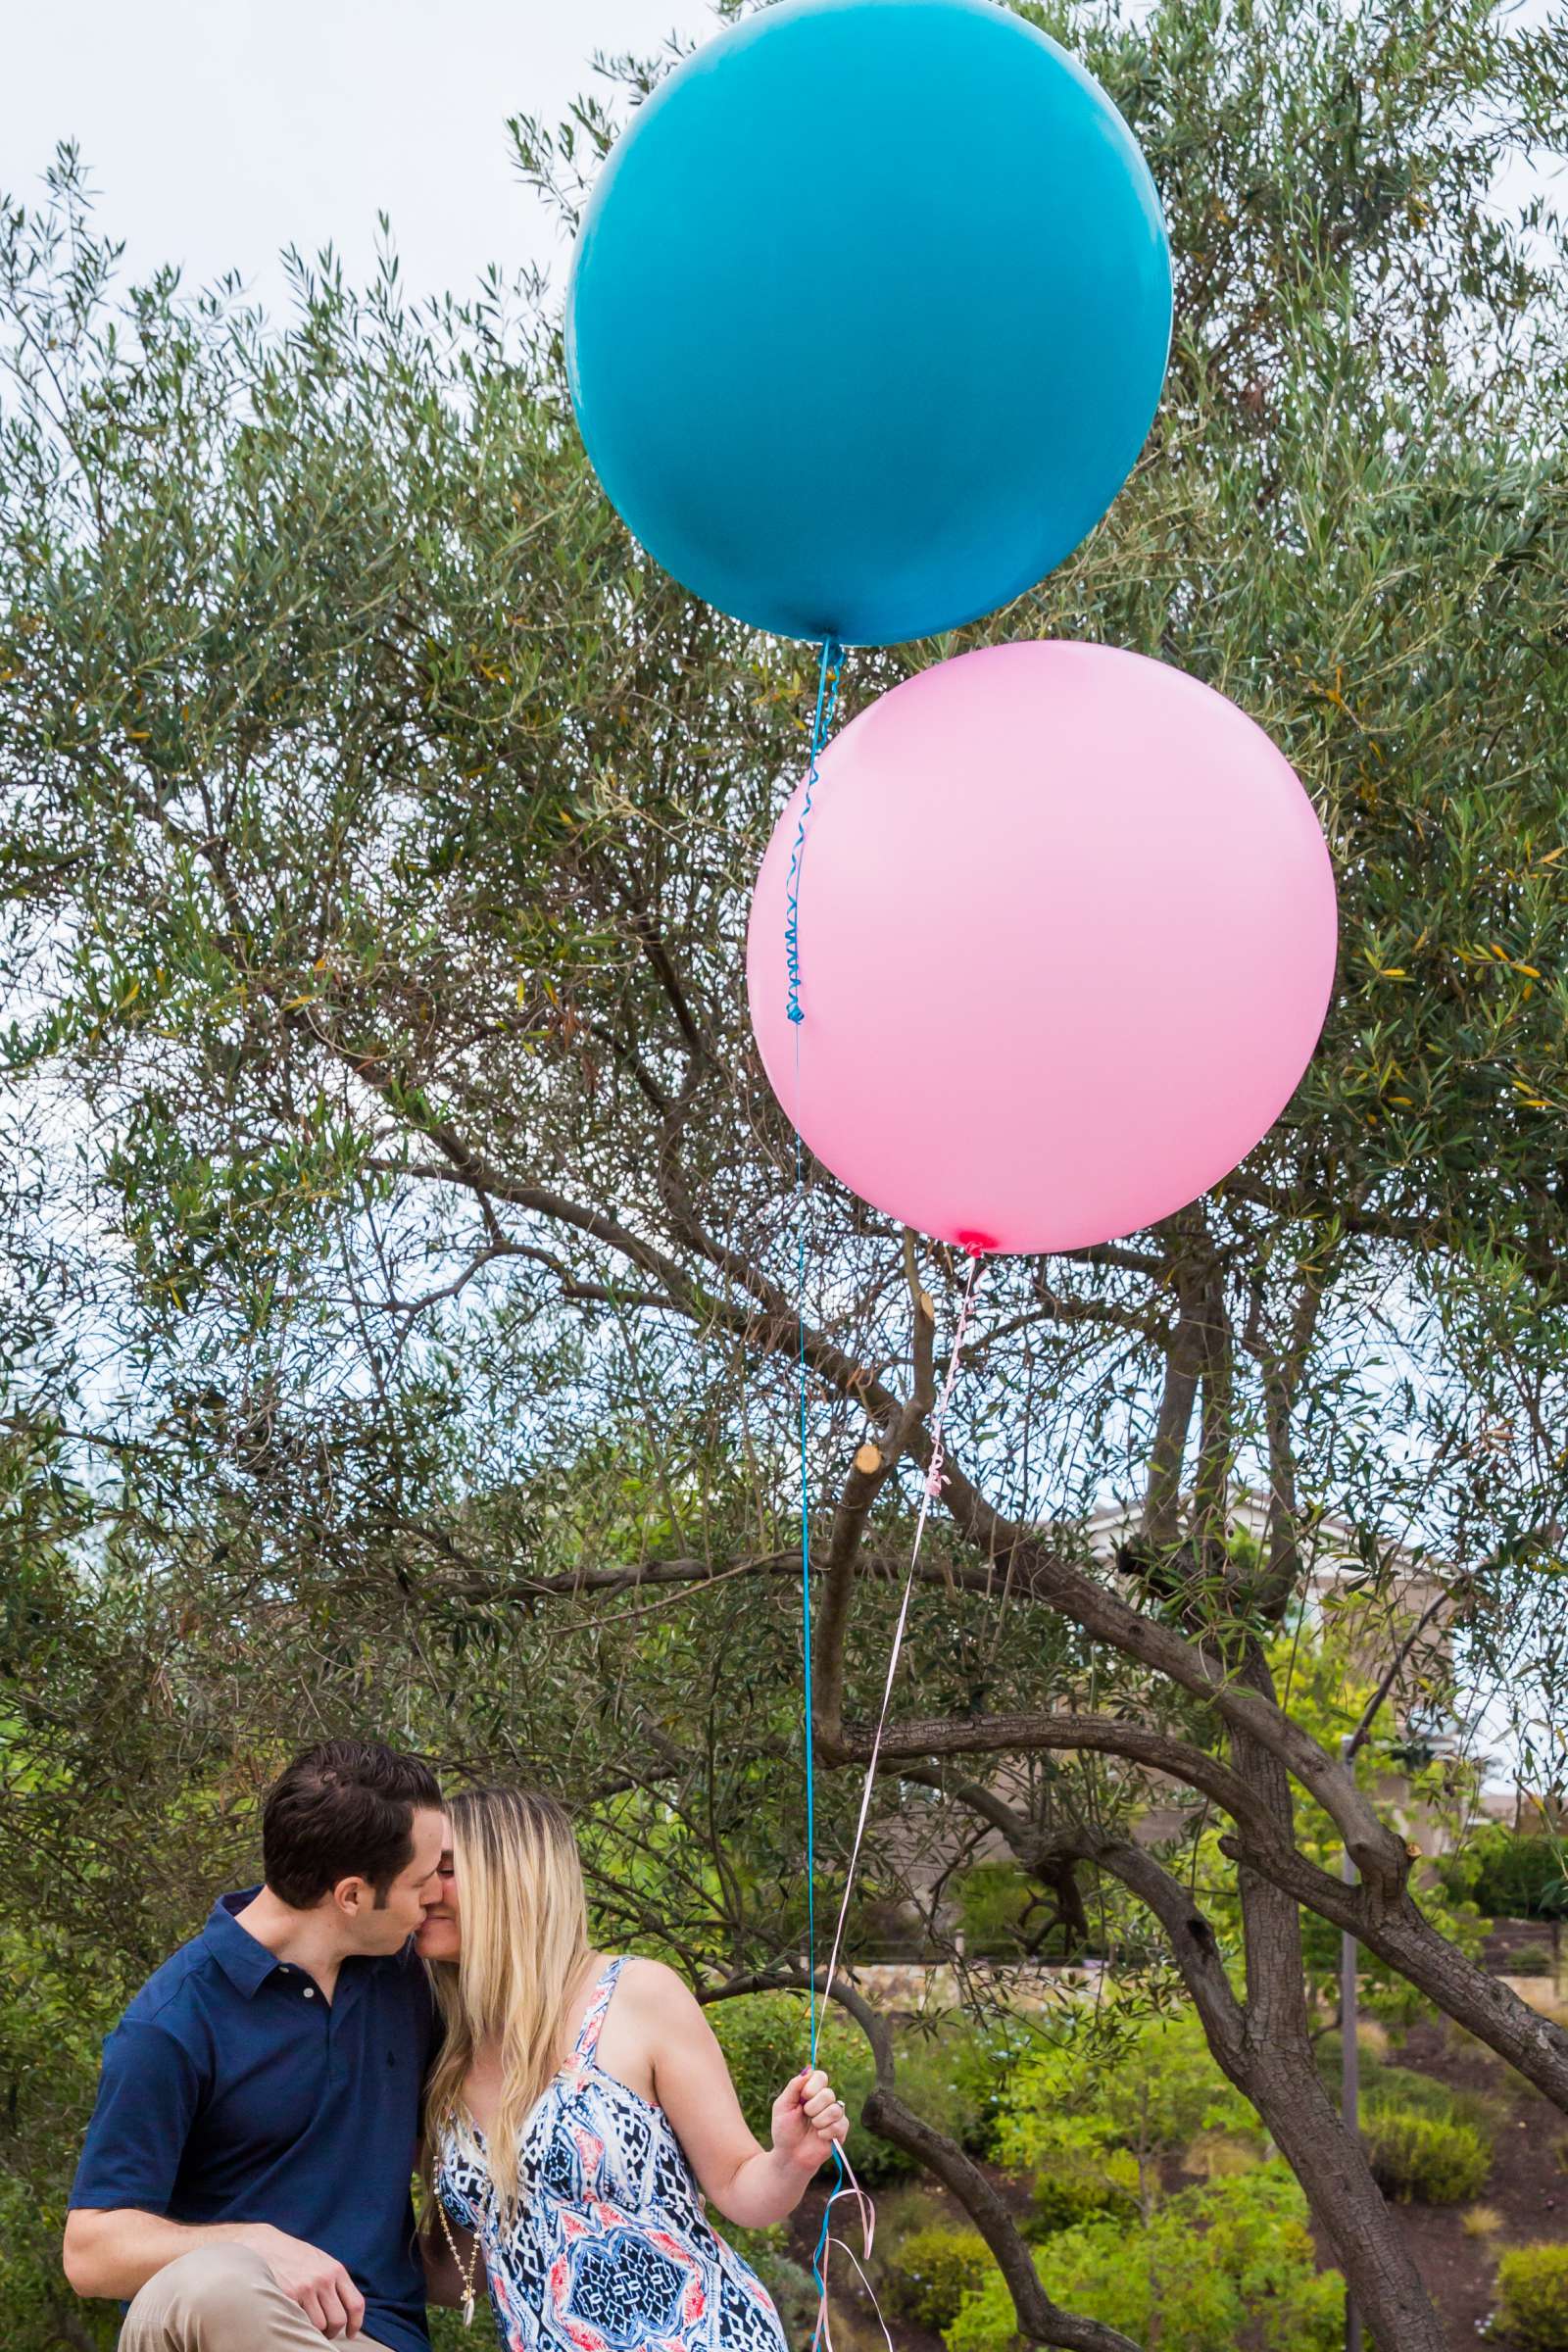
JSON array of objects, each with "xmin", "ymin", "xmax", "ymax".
[{"xmin": 435, "ymin": 2194, "xmax": 484, "ymax": 2329}]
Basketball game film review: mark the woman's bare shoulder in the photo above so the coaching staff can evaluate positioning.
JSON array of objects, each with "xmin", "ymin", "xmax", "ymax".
[{"xmin": 612, "ymin": 1955, "xmax": 707, "ymax": 2022}]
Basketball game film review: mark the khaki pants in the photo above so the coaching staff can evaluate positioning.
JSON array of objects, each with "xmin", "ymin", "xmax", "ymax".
[{"xmin": 120, "ymin": 2245, "xmax": 398, "ymax": 2352}]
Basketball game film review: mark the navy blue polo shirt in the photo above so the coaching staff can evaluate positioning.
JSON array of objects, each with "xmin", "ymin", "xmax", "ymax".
[{"xmin": 71, "ymin": 1891, "xmax": 433, "ymax": 2352}]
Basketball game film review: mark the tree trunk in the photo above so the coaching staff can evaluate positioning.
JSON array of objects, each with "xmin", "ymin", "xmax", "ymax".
[
  {"xmin": 1222, "ymin": 1727, "xmax": 1445, "ymax": 2352},
  {"xmin": 1244, "ymin": 2035, "xmax": 1442, "ymax": 2351}
]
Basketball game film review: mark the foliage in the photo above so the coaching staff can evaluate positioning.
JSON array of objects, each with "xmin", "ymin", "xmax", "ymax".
[
  {"xmin": 1188, "ymin": 1618, "xmax": 1489, "ymax": 2026},
  {"xmin": 997, "ymin": 2005, "xmax": 1262, "ymax": 2171},
  {"xmin": 1028, "ymin": 2136, "xmax": 1142, "ymax": 2236},
  {"xmin": 1362, "ymin": 2103, "xmax": 1493, "ymax": 2203},
  {"xmin": 997, "ymin": 2002, "xmax": 1267, "ymax": 2240},
  {"xmin": 902, "ymin": 2011, "xmax": 1039, "ymax": 2162},
  {"xmin": 886, "ymin": 2226, "xmax": 999, "ymax": 2330},
  {"xmin": 0, "ymin": 1921, "xmax": 133, "ymax": 2351},
  {"xmin": 1317, "ymin": 2041, "xmax": 1504, "ymax": 2145},
  {"xmin": 956, "ymin": 1863, "xmax": 1082, "ymax": 1962},
  {"xmin": 4, "ymin": 0, "xmax": 1568, "ymax": 2341},
  {"xmin": 1515, "ymin": 1945, "xmax": 1557, "ymax": 1978},
  {"xmin": 710, "ymin": 1993, "xmax": 1013, "ymax": 2186},
  {"xmin": 1320, "ymin": 2034, "xmax": 1502, "ymax": 2204},
  {"xmin": 947, "ymin": 2168, "xmax": 1344, "ymax": 2352},
  {"xmin": 1440, "ymin": 1832, "xmax": 1568, "ymax": 1924},
  {"xmin": 1495, "ymin": 2243, "xmax": 1568, "ymax": 2351},
  {"xmin": 0, "ymin": 2175, "xmax": 116, "ymax": 2352},
  {"xmin": 710, "ymin": 1995, "xmax": 882, "ymax": 2172}
]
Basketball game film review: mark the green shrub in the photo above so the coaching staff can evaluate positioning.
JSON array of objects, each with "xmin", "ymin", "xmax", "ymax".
[
  {"xmin": 850, "ymin": 2014, "xmax": 1027, "ymax": 2184},
  {"xmin": 894, "ymin": 2020, "xmax": 998, "ymax": 2168},
  {"xmin": 1316, "ymin": 2044, "xmax": 1502, "ymax": 2138},
  {"xmin": 1438, "ymin": 1829, "xmax": 1568, "ymax": 1923},
  {"xmin": 1361, "ymin": 1978, "xmax": 1441, "ymax": 2033},
  {"xmin": 1513, "ymin": 1943, "xmax": 1556, "ymax": 1977},
  {"xmin": 997, "ymin": 2007, "xmax": 1260, "ymax": 2171},
  {"xmin": 1496, "ymin": 2243, "xmax": 1568, "ymax": 2349},
  {"xmin": 710, "ymin": 1993, "xmax": 1007, "ymax": 2189},
  {"xmin": 946, "ymin": 2167, "xmax": 1343, "ymax": 2352},
  {"xmin": 1362, "ymin": 2104, "xmax": 1491, "ymax": 2203},
  {"xmin": 710, "ymin": 1993, "xmax": 884, "ymax": 2176},
  {"xmin": 886, "ymin": 2226, "xmax": 997, "ymax": 2329},
  {"xmin": 941, "ymin": 2013, "xmax": 1041, "ymax": 2159},
  {"xmin": 1028, "ymin": 2140, "xmax": 1141, "ymax": 2235}
]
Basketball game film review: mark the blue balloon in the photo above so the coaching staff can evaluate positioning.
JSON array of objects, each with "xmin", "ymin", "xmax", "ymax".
[{"xmin": 565, "ymin": 0, "xmax": 1172, "ymax": 649}]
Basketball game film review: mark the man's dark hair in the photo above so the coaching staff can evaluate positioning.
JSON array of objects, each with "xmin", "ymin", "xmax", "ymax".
[{"xmin": 262, "ymin": 1740, "xmax": 443, "ymax": 1910}]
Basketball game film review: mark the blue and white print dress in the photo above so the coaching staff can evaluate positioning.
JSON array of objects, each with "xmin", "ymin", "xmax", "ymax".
[{"xmin": 436, "ymin": 1958, "xmax": 790, "ymax": 2352}]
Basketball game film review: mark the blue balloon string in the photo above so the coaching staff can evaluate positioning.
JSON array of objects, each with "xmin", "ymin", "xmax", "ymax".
[
  {"xmin": 797, "ymin": 1096, "xmax": 818, "ymax": 2064},
  {"xmin": 787, "ymin": 635, "xmax": 848, "ymax": 2325},
  {"xmin": 785, "ymin": 636, "xmax": 843, "ymax": 1029},
  {"xmin": 790, "ymin": 631, "xmax": 842, "ymax": 2075}
]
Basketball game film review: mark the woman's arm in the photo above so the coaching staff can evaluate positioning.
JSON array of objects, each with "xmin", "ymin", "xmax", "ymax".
[
  {"xmin": 623, "ymin": 1962, "xmax": 848, "ymax": 2229},
  {"xmin": 419, "ymin": 2210, "xmax": 476, "ymax": 2311},
  {"xmin": 415, "ymin": 2154, "xmax": 477, "ymax": 2313}
]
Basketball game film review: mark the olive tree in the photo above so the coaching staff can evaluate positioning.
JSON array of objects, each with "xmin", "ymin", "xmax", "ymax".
[{"xmin": 5, "ymin": 3, "xmax": 1568, "ymax": 2345}]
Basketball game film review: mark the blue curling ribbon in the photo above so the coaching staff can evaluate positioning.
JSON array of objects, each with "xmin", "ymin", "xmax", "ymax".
[
  {"xmin": 784, "ymin": 636, "xmax": 844, "ymax": 1028},
  {"xmin": 784, "ymin": 636, "xmax": 850, "ymax": 2319}
]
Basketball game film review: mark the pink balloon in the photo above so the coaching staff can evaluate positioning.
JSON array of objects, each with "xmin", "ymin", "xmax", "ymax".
[{"xmin": 746, "ymin": 642, "xmax": 1337, "ymax": 1254}]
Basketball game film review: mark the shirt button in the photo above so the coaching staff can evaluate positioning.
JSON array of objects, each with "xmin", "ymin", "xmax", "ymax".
[{"xmin": 303, "ymin": 1987, "xmax": 316, "ymax": 1998}]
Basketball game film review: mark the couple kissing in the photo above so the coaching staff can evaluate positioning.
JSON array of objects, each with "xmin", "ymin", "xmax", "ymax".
[{"xmin": 65, "ymin": 1740, "xmax": 848, "ymax": 2351}]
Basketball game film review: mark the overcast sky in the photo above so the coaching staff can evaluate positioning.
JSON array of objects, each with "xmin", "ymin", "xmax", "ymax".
[
  {"xmin": 6, "ymin": 0, "xmax": 1563, "ymax": 1795},
  {"xmin": 2, "ymin": 0, "xmax": 715, "ymax": 314},
  {"xmin": 5, "ymin": 0, "xmax": 1560, "ymax": 317}
]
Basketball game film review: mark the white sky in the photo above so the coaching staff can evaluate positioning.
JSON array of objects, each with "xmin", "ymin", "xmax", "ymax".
[
  {"xmin": 4, "ymin": 0, "xmax": 1561, "ymax": 1798},
  {"xmin": 5, "ymin": 0, "xmax": 1560, "ymax": 314},
  {"xmin": 2, "ymin": 0, "xmax": 715, "ymax": 314}
]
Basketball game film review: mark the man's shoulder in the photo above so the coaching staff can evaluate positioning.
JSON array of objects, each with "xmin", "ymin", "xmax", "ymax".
[{"xmin": 118, "ymin": 1925, "xmax": 226, "ymax": 2037}]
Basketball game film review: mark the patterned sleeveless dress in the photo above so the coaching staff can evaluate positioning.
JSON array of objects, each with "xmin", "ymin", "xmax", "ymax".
[{"xmin": 435, "ymin": 1957, "xmax": 790, "ymax": 2352}]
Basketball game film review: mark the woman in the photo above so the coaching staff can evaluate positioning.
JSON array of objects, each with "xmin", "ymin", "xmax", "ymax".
[{"xmin": 416, "ymin": 1786, "xmax": 849, "ymax": 2351}]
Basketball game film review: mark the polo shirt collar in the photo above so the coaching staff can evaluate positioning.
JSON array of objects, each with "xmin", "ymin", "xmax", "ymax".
[{"xmin": 204, "ymin": 1888, "xmax": 285, "ymax": 1999}]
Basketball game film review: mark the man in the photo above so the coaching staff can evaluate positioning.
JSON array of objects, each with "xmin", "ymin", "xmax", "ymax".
[{"xmin": 65, "ymin": 1739, "xmax": 446, "ymax": 2350}]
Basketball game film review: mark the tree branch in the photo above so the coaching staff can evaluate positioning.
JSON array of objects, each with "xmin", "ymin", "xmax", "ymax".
[{"xmin": 831, "ymin": 1710, "xmax": 1273, "ymax": 1843}]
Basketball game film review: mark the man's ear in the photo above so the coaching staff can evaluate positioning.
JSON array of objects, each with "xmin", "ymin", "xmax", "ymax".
[{"xmin": 333, "ymin": 1875, "xmax": 369, "ymax": 1919}]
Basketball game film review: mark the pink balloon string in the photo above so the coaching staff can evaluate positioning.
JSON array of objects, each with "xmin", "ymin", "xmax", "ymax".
[
  {"xmin": 783, "ymin": 637, "xmax": 977, "ymax": 2352},
  {"xmin": 817, "ymin": 1254, "xmax": 980, "ymax": 2009},
  {"xmin": 806, "ymin": 1256, "xmax": 981, "ymax": 2352},
  {"xmin": 811, "ymin": 2160, "xmax": 893, "ymax": 2352}
]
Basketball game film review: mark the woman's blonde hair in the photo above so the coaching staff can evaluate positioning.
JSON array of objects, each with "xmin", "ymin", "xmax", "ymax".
[{"xmin": 424, "ymin": 1786, "xmax": 593, "ymax": 2218}]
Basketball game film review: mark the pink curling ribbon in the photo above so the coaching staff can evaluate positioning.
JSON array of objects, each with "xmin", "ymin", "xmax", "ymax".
[
  {"xmin": 811, "ymin": 2154, "xmax": 892, "ymax": 2352},
  {"xmin": 808, "ymin": 1258, "xmax": 981, "ymax": 2352}
]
